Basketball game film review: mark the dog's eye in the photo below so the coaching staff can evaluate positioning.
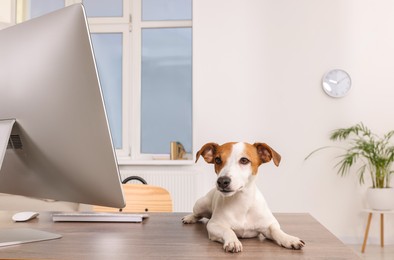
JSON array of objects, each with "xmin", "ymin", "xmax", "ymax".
[
  {"xmin": 215, "ymin": 157, "xmax": 222, "ymax": 164},
  {"xmin": 239, "ymin": 157, "xmax": 250, "ymax": 165}
]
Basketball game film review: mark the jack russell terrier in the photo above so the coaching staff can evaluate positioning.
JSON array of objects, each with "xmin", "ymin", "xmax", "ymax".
[{"xmin": 182, "ymin": 142, "xmax": 305, "ymax": 253}]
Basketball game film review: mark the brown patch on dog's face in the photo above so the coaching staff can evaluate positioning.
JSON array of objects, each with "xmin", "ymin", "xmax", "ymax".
[
  {"xmin": 196, "ymin": 142, "xmax": 281, "ymax": 176},
  {"xmin": 196, "ymin": 142, "xmax": 236, "ymax": 175},
  {"xmin": 243, "ymin": 143, "xmax": 262, "ymax": 175},
  {"xmin": 212, "ymin": 142, "xmax": 235, "ymax": 174}
]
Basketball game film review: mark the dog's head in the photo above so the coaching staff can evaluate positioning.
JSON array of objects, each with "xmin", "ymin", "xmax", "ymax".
[{"xmin": 196, "ymin": 142, "xmax": 281, "ymax": 197}]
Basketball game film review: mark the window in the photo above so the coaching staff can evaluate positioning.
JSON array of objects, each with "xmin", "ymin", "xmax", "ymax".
[{"xmin": 15, "ymin": 0, "xmax": 193, "ymax": 164}]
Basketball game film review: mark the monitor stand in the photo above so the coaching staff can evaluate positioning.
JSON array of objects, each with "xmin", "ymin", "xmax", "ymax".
[
  {"xmin": 0, "ymin": 119, "xmax": 15, "ymax": 169},
  {"xmin": 0, "ymin": 228, "xmax": 62, "ymax": 247},
  {"xmin": 0, "ymin": 119, "xmax": 62, "ymax": 247}
]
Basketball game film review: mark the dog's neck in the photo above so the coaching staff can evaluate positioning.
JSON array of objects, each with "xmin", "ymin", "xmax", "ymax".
[{"xmin": 242, "ymin": 175, "xmax": 258, "ymax": 193}]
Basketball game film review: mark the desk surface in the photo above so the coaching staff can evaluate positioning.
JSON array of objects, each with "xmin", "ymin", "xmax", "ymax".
[{"xmin": 0, "ymin": 212, "xmax": 360, "ymax": 259}]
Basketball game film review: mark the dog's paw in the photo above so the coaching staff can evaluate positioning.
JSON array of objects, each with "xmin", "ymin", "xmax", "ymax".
[
  {"xmin": 223, "ymin": 239, "xmax": 243, "ymax": 253},
  {"xmin": 182, "ymin": 214, "xmax": 199, "ymax": 224},
  {"xmin": 278, "ymin": 235, "xmax": 305, "ymax": 250}
]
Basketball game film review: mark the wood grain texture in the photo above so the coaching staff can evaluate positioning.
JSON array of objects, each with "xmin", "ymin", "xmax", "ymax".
[
  {"xmin": 93, "ymin": 184, "xmax": 173, "ymax": 213},
  {"xmin": 0, "ymin": 212, "xmax": 360, "ymax": 259}
]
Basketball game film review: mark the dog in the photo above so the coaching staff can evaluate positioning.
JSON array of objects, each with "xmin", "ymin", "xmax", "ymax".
[{"xmin": 182, "ymin": 142, "xmax": 305, "ymax": 253}]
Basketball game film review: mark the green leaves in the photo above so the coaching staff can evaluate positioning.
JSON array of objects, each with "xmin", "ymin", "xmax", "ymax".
[
  {"xmin": 310, "ymin": 123, "xmax": 394, "ymax": 188},
  {"xmin": 329, "ymin": 123, "xmax": 371, "ymax": 141}
]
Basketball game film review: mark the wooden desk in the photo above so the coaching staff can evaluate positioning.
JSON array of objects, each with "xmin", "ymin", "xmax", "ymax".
[{"xmin": 0, "ymin": 212, "xmax": 360, "ymax": 259}]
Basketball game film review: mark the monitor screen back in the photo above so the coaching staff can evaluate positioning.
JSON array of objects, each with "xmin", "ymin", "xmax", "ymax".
[{"xmin": 0, "ymin": 4, "xmax": 125, "ymax": 208}]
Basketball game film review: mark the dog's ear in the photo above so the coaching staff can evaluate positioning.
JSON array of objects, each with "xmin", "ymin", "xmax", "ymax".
[
  {"xmin": 195, "ymin": 142, "xmax": 218, "ymax": 164},
  {"xmin": 253, "ymin": 143, "xmax": 281, "ymax": 166}
]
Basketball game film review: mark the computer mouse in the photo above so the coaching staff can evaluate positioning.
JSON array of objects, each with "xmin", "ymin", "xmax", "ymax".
[{"xmin": 12, "ymin": 211, "xmax": 39, "ymax": 222}]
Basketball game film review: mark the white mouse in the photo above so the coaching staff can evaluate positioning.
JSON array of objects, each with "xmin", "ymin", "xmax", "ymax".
[{"xmin": 12, "ymin": 211, "xmax": 39, "ymax": 222}]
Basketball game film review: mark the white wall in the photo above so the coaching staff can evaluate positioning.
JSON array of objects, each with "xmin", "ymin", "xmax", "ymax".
[
  {"xmin": 189, "ymin": 0, "xmax": 394, "ymax": 244},
  {"xmin": 122, "ymin": 0, "xmax": 394, "ymax": 245},
  {"xmin": 2, "ymin": 0, "xmax": 393, "ymax": 245}
]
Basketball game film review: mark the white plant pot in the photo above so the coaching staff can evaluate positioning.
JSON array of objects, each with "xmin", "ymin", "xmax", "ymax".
[{"xmin": 366, "ymin": 187, "xmax": 394, "ymax": 210}]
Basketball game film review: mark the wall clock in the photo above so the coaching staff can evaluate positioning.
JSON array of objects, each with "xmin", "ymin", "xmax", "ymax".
[{"xmin": 322, "ymin": 69, "xmax": 351, "ymax": 98}]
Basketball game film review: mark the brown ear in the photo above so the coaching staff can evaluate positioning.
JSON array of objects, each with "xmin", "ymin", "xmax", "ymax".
[
  {"xmin": 195, "ymin": 143, "xmax": 218, "ymax": 163},
  {"xmin": 253, "ymin": 143, "xmax": 281, "ymax": 166}
]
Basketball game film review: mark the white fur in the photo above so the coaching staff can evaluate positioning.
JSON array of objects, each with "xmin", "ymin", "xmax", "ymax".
[{"xmin": 182, "ymin": 142, "xmax": 305, "ymax": 253}]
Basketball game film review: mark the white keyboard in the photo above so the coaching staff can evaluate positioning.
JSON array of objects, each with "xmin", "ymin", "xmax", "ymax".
[{"xmin": 52, "ymin": 212, "xmax": 149, "ymax": 223}]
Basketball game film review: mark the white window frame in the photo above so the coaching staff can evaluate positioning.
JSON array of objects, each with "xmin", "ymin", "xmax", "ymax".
[
  {"xmin": 80, "ymin": 0, "xmax": 193, "ymax": 165},
  {"xmin": 11, "ymin": 0, "xmax": 193, "ymax": 165},
  {"xmin": 128, "ymin": 0, "xmax": 193, "ymax": 165}
]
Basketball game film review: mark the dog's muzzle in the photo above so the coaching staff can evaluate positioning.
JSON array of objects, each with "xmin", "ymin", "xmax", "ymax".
[{"xmin": 217, "ymin": 176, "xmax": 232, "ymax": 192}]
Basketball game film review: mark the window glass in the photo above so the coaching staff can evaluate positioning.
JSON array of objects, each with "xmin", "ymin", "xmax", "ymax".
[
  {"xmin": 141, "ymin": 28, "xmax": 192, "ymax": 154},
  {"xmin": 27, "ymin": 0, "xmax": 64, "ymax": 19},
  {"xmin": 90, "ymin": 33, "xmax": 123, "ymax": 149},
  {"xmin": 142, "ymin": 0, "xmax": 192, "ymax": 21},
  {"xmin": 82, "ymin": 0, "xmax": 123, "ymax": 17}
]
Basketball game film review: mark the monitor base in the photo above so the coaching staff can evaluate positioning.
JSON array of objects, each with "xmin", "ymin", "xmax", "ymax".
[{"xmin": 0, "ymin": 227, "xmax": 62, "ymax": 247}]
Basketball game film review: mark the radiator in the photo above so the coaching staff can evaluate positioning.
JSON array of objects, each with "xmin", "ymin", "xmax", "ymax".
[{"xmin": 120, "ymin": 169, "xmax": 201, "ymax": 212}]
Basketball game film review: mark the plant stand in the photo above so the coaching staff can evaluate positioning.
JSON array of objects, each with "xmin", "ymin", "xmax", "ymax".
[{"xmin": 361, "ymin": 209, "xmax": 394, "ymax": 253}]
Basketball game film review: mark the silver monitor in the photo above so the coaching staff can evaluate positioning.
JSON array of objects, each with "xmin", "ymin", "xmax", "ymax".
[{"xmin": 0, "ymin": 4, "xmax": 125, "ymax": 209}]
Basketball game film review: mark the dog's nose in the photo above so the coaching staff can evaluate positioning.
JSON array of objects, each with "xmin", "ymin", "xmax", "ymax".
[{"xmin": 217, "ymin": 176, "xmax": 231, "ymax": 189}]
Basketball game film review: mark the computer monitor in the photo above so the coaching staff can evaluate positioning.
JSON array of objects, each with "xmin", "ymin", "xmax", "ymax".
[{"xmin": 0, "ymin": 4, "xmax": 125, "ymax": 209}]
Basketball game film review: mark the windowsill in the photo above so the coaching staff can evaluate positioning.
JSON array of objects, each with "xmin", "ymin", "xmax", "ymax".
[
  {"xmin": 117, "ymin": 153, "xmax": 194, "ymax": 166},
  {"xmin": 117, "ymin": 159, "xmax": 195, "ymax": 166}
]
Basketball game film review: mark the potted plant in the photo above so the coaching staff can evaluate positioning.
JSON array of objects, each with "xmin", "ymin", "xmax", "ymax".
[{"xmin": 306, "ymin": 123, "xmax": 394, "ymax": 210}]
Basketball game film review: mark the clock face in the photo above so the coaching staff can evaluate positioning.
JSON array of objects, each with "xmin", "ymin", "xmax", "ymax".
[{"xmin": 322, "ymin": 69, "xmax": 351, "ymax": 98}]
